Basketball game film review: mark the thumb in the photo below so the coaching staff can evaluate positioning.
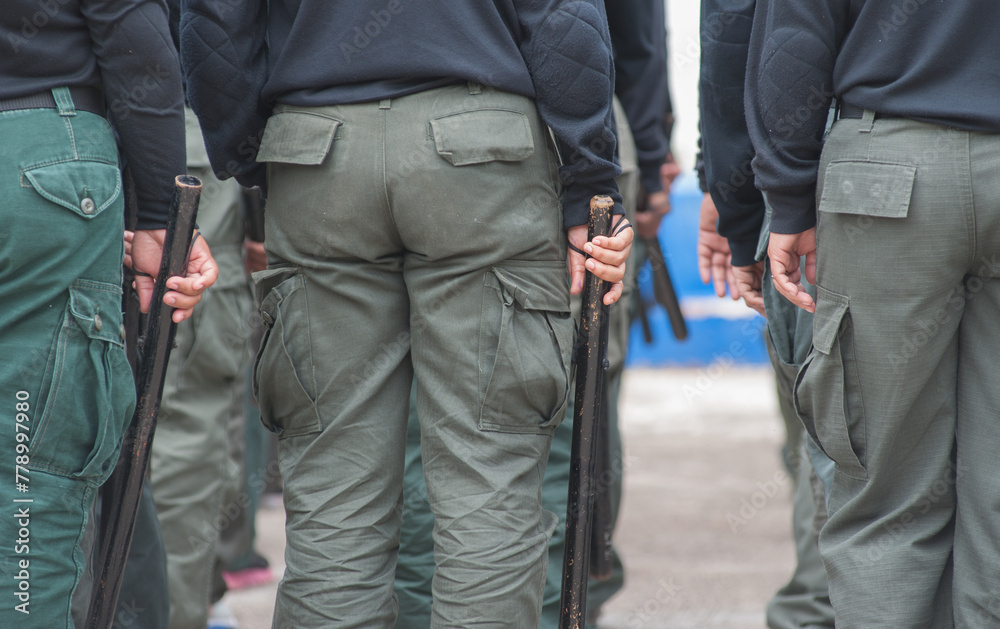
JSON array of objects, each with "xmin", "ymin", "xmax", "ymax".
[
  {"xmin": 135, "ymin": 276, "xmax": 155, "ymax": 314},
  {"xmin": 568, "ymin": 250, "xmax": 586, "ymax": 296}
]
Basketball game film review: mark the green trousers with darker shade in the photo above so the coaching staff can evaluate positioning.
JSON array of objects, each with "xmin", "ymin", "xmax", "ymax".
[{"xmin": 0, "ymin": 90, "xmax": 135, "ymax": 628}]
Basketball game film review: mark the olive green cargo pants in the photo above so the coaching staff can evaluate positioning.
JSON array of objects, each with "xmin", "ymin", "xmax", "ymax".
[
  {"xmin": 759, "ymin": 210, "xmax": 835, "ymax": 629},
  {"xmin": 0, "ymin": 89, "xmax": 134, "ymax": 628},
  {"xmin": 255, "ymin": 84, "xmax": 576, "ymax": 628},
  {"xmin": 393, "ymin": 98, "xmax": 638, "ymax": 629},
  {"xmin": 799, "ymin": 112, "xmax": 1000, "ymax": 627}
]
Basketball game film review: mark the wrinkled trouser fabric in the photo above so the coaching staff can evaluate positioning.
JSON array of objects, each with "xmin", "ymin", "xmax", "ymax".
[
  {"xmin": 0, "ymin": 91, "xmax": 134, "ymax": 628},
  {"xmin": 393, "ymin": 97, "xmax": 638, "ymax": 629},
  {"xmin": 801, "ymin": 112, "xmax": 1000, "ymax": 628},
  {"xmin": 256, "ymin": 84, "xmax": 573, "ymax": 628}
]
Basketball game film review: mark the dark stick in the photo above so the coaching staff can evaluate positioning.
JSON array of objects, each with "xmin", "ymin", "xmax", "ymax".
[
  {"xmin": 559, "ymin": 195, "xmax": 614, "ymax": 629},
  {"xmin": 637, "ymin": 297, "xmax": 655, "ymax": 345},
  {"xmin": 86, "ymin": 175, "xmax": 202, "ymax": 629},
  {"xmin": 644, "ymin": 236, "xmax": 688, "ymax": 341},
  {"xmin": 100, "ymin": 169, "xmax": 144, "ymax": 551},
  {"xmin": 242, "ymin": 187, "xmax": 266, "ymax": 243},
  {"xmin": 588, "ymin": 380, "xmax": 614, "ymax": 581}
]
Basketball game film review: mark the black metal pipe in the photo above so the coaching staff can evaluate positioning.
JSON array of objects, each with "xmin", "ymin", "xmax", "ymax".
[{"xmin": 87, "ymin": 175, "xmax": 202, "ymax": 629}]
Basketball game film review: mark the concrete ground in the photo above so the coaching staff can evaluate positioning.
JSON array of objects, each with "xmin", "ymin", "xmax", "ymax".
[{"xmin": 224, "ymin": 366, "xmax": 796, "ymax": 629}]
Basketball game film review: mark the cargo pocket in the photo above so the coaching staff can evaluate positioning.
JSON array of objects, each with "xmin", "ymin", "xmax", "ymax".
[
  {"xmin": 29, "ymin": 280, "xmax": 134, "ymax": 482},
  {"xmin": 252, "ymin": 266, "xmax": 322, "ymax": 438},
  {"xmin": 430, "ymin": 109, "xmax": 535, "ymax": 166},
  {"xmin": 22, "ymin": 158, "xmax": 122, "ymax": 219},
  {"xmin": 794, "ymin": 287, "xmax": 867, "ymax": 480},
  {"xmin": 478, "ymin": 261, "xmax": 573, "ymax": 435},
  {"xmin": 256, "ymin": 111, "xmax": 342, "ymax": 165}
]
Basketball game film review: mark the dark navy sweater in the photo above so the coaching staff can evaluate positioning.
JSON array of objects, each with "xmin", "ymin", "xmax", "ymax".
[
  {"xmin": 181, "ymin": 0, "xmax": 623, "ymax": 228},
  {"xmin": 0, "ymin": 0, "xmax": 185, "ymax": 229},
  {"xmin": 746, "ymin": 0, "xmax": 1000, "ymax": 235},
  {"xmin": 699, "ymin": 0, "xmax": 761, "ymax": 266},
  {"xmin": 607, "ymin": 0, "xmax": 671, "ymax": 195}
]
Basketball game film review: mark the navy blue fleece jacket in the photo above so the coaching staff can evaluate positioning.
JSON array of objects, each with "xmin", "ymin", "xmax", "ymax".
[
  {"xmin": 747, "ymin": 0, "xmax": 1000, "ymax": 236},
  {"xmin": 699, "ymin": 0, "xmax": 762, "ymax": 267},
  {"xmin": 180, "ymin": 0, "xmax": 623, "ymax": 228}
]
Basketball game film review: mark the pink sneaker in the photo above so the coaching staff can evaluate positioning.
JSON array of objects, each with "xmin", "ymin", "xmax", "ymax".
[{"xmin": 221, "ymin": 566, "xmax": 274, "ymax": 591}]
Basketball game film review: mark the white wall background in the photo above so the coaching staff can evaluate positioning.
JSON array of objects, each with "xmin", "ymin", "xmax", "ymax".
[{"xmin": 666, "ymin": 1, "xmax": 701, "ymax": 173}]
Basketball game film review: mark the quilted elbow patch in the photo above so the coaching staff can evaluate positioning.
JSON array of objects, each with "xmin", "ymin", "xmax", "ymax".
[{"xmin": 527, "ymin": 2, "xmax": 613, "ymax": 118}]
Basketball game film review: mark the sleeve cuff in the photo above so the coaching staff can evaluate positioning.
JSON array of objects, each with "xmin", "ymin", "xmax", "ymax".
[
  {"xmin": 638, "ymin": 159, "xmax": 664, "ymax": 194},
  {"xmin": 762, "ymin": 188, "xmax": 817, "ymax": 235},
  {"xmin": 728, "ymin": 238, "xmax": 760, "ymax": 268}
]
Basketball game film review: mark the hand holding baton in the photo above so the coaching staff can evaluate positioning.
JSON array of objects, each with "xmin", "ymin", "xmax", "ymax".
[
  {"xmin": 559, "ymin": 195, "xmax": 615, "ymax": 628},
  {"xmin": 87, "ymin": 175, "xmax": 202, "ymax": 629}
]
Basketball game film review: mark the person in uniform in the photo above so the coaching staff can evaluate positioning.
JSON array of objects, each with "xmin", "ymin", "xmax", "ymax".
[
  {"xmin": 391, "ymin": 2, "xmax": 672, "ymax": 626},
  {"xmin": 182, "ymin": 1, "xmax": 633, "ymax": 626},
  {"xmin": 747, "ymin": 1, "xmax": 1000, "ymax": 625},
  {"xmin": 697, "ymin": 1, "xmax": 836, "ymax": 627},
  {"xmin": 0, "ymin": 1, "xmax": 217, "ymax": 626}
]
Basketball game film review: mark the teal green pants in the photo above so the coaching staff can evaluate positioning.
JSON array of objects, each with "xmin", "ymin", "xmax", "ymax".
[
  {"xmin": 256, "ymin": 84, "xmax": 574, "ymax": 628},
  {"xmin": 0, "ymin": 90, "xmax": 135, "ymax": 628}
]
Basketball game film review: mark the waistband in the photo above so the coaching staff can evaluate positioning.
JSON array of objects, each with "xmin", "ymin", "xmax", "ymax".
[
  {"xmin": 0, "ymin": 86, "xmax": 105, "ymax": 117},
  {"xmin": 837, "ymin": 103, "xmax": 897, "ymax": 121}
]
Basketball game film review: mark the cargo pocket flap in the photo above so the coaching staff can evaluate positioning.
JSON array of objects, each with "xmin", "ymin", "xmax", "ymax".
[
  {"xmin": 256, "ymin": 112, "xmax": 341, "ymax": 165},
  {"xmin": 68, "ymin": 279, "xmax": 124, "ymax": 346},
  {"xmin": 23, "ymin": 159, "xmax": 121, "ymax": 219},
  {"xmin": 431, "ymin": 109, "xmax": 534, "ymax": 166},
  {"xmin": 251, "ymin": 267, "xmax": 320, "ymax": 438},
  {"xmin": 253, "ymin": 266, "xmax": 303, "ymax": 315},
  {"xmin": 812, "ymin": 287, "xmax": 849, "ymax": 355},
  {"xmin": 491, "ymin": 262, "xmax": 570, "ymax": 313},
  {"xmin": 819, "ymin": 160, "xmax": 916, "ymax": 218}
]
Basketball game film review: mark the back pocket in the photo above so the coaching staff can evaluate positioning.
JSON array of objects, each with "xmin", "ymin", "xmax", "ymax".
[
  {"xmin": 22, "ymin": 158, "xmax": 122, "ymax": 220},
  {"xmin": 256, "ymin": 111, "xmax": 342, "ymax": 165},
  {"xmin": 430, "ymin": 109, "xmax": 534, "ymax": 166}
]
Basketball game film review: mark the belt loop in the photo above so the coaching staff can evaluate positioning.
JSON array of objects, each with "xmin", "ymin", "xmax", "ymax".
[
  {"xmin": 51, "ymin": 87, "xmax": 76, "ymax": 117},
  {"xmin": 379, "ymin": 98, "xmax": 391, "ymax": 110},
  {"xmin": 468, "ymin": 82, "xmax": 482, "ymax": 95},
  {"xmin": 860, "ymin": 109, "xmax": 876, "ymax": 133}
]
